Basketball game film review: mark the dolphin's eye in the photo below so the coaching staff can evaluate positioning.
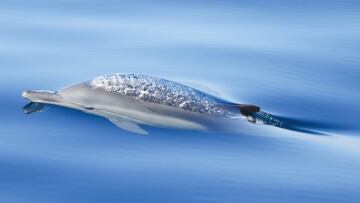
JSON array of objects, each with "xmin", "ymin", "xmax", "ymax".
[{"xmin": 84, "ymin": 106, "xmax": 94, "ymax": 110}]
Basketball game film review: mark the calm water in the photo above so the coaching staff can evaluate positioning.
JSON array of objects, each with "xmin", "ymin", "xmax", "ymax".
[{"xmin": 1, "ymin": 0, "xmax": 360, "ymax": 202}]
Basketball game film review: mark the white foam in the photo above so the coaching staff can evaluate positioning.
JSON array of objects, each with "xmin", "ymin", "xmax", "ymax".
[{"xmin": 90, "ymin": 73, "xmax": 237, "ymax": 117}]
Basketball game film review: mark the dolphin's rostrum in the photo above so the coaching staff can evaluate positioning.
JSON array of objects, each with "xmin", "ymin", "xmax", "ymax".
[{"xmin": 22, "ymin": 74, "xmax": 263, "ymax": 134}]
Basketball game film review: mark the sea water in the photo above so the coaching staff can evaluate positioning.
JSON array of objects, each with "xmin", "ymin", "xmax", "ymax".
[{"xmin": 1, "ymin": 0, "xmax": 360, "ymax": 202}]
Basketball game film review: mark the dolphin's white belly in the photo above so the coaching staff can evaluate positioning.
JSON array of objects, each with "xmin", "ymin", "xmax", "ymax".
[
  {"xmin": 96, "ymin": 106, "xmax": 207, "ymax": 130},
  {"xmin": 59, "ymin": 85, "xmax": 207, "ymax": 130}
]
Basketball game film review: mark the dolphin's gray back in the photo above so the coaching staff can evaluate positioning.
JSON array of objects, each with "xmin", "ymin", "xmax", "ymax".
[{"xmin": 88, "ymin": 74, "xmax": 238, "ymax": 118}]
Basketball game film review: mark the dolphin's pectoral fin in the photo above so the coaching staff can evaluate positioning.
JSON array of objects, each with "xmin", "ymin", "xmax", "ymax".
[
  {"xmin": 23, "ymin": 102, "xmax": 45, "ymax": 114},
  {"xmin": 108, "ymin": 117, "xmax": 149, "ymax": 135}
]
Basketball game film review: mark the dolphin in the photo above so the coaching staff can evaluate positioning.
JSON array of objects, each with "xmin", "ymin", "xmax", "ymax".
[{"xmin": 22, "ymin": 73, "xmax": 281, "ymax": 134}]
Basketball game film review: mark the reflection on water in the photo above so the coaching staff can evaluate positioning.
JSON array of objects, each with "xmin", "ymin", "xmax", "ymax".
[{"xmin": 1, "ymin": 0, "xmax": 360, "ymax": 202}]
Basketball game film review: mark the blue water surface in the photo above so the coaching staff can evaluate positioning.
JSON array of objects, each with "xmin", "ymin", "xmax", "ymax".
[{"xmin": 1, "ymin": 0, "xmax": 360, "ymax": 202}]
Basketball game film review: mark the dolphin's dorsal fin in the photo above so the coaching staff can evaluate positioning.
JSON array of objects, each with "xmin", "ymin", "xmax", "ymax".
[
  {"xmin": 238, "ymin": 104, "xmax": 260, "ymax": 116},
  {"xmin": 236, "ymin": 104, "xmax": 260, "ymax": 123},
  {"xmin": 108, "ymin": 117, "xmax": 148, "ymax": 135}
]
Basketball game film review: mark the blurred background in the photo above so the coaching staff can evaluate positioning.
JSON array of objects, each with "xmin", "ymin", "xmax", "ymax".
[{"xmin": 1, "ymin": 0, "xmax": 360, "ymax": 202}]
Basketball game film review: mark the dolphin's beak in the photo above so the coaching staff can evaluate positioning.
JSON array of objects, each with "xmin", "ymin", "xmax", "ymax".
[
  {"xmin": 22, "ymin": 90, "xmax": 32, "ymax": 101},
  {"xmin": 22, "ymin": 91, "xmax": 45, "ymax": 114},
  {"xmin": 21, "ymin": 89, "xmax": 59, "ymax": 103}
]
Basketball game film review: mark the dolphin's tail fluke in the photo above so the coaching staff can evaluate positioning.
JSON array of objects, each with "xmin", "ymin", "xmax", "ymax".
[
  {"xmin": 251, "ymin": 111, "xmax": 326, "ymax": 135},
  {"xmin": 237, "ymin": 104, "xmax": 325, "ymax": 135},
  {"xmin": 251, "ymin": 111, "xmax": 284, "ymax": 127}
]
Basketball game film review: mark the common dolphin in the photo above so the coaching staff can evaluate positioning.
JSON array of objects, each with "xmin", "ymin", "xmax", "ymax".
[{"xmin": 22, "ymin": 73, "xmax": 281, "ymax": 134}]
